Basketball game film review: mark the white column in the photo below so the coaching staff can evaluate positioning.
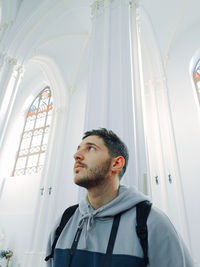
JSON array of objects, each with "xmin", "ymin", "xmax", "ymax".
[
  {"xmin": 0, "ymin": 56, "xmax": 24, "ymax": 150},
  {"xmin": 0, "ymin": 54, "xmax": 17, "ymax": 104},
  {"xmin": 137, "ymin": 6, "xmax": 191, "ymax": 247},
  {"xmin": 83, "ymin": 0, "xmax": 148, "ymax": 189},
  {"xmin": 129, "ymin": 0, "xmax": 150, "ymax": 194}
]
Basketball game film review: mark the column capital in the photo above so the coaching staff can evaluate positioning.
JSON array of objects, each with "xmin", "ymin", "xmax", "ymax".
[
  {"xmin": 129, "ymin": 0, "xmax": 139, "ymax": 8},
  {"xmin": 91, "ymin": 0, "xmax": 107, "ymax": 18},
  {"xmin": 5, "ymin": 55, "xmax": 17, "ymax": 66},
  {"xmin": 0, "ymin": 23, "xmax": 9, "ymax": 32},
  {"xmin": 91, "ymin": 0, "xmax": 136, "ymax": 18},
  {"xmin": 91, "ymin": 0, "xmax": 118, "ymax": 18},
  {"xmin": 14, "ymin": 63, "xmax": 24, "ymax": 74}
]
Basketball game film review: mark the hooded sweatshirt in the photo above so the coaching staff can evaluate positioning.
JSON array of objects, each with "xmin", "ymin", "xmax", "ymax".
[{"xmin": 46, "ymin": 185, "xmax": 195, "ymax": 267}]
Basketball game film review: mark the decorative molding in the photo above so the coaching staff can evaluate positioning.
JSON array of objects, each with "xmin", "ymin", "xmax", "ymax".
[
  {"xmin": 0, "ymin": 23, "xmax": 9, "ymax": 32},
  {"xmin": 129, "ymin": 0, "xmax": 139, "ymax": 8},
  {"xmin": 91, "ymin": 0, "xmax": 109, "ymax": 18},
  {"xmin": 0, "ymin": 21, "xmax": 14, "ymax": 31},
  {"xmin": 0, "ymin": 53, "xmax": 20, "ymax": 73},
  {"xmin": 91, "ymin": 0, "xmax": 136, "ymax": 18},
  {"xmin": 91, "ymin": 0, "xmax": 127, "ymax": 18},
  {"xmin": 14, "ymin": 63, "xmax": 24, "ymax": 75},
  {"xmin": 0, "ymin": 52, "xmax": 18, "ymax": 76},
  {"xmin": 5, "ymin": 55, "xmax": 17, "ymax": 66},
  {"xmin": 11, "ymin": 63, "xmax": 25, "ymax": 81},
  {"xmin": 0, "ymin": 52, "xmax": 25, "ymax": 81}
]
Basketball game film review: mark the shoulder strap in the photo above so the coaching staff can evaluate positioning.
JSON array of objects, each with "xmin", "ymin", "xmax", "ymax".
[
  {"xmin": 103, "ymin": 212, "xmax": 122, "ymax": 267},
  {"xmin": 136, "ymin": 200, "xmax": 152, "ymax": 265},
  {"xmin": 103, "ymin": 201, "xmax": 152, "ymax": 267},
  {"xmin": 45, "ymin": 204, "xmax": 79, "ymax": 261}
]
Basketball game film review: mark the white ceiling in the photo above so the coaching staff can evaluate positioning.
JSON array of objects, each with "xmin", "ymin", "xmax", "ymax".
[
  {"xmin": 5, "ymin": 0, "xmax": 199, "ymax": 95},
  {"xmin": 140, "ymin": 0, "xmax": 200, "ymax": 57}
]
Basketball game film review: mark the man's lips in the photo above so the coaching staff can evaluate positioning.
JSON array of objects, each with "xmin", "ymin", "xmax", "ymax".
[
  {"xmin": 74, "ymin": 162, "xmax": 86, "ymax": 169},
  {"xmin": 74, "ymin": 165, "xmax": 84, "ymax": 169}
]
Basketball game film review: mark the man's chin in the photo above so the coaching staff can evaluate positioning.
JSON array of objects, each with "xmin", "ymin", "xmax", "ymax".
[
  {"xmin": 73, "ymin": 176, "xmax": 93, "ymax": 189},
  {"xmin": 73, "ymin": 175, "xmax": 79, "ymax": 185},
  {"xmin": 74, "ymin": 179, "xmax": 88, "ymax": 189},
  {"xmin": 74, "ymin": 175, "xmax": 85, "ymax": 186}
]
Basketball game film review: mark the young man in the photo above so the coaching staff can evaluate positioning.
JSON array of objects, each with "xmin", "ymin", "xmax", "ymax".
[{"xmin": 46, "ymin": 128, "xmax": 195, "ymax": 267}]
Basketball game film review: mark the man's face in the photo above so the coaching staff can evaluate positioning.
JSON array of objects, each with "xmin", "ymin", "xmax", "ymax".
[{"xmin": 73, "ymin": 135, "xmax": 112, "ymax": 189}]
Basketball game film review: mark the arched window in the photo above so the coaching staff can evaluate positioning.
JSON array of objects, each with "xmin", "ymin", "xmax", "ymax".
[
  {"xmin": 12, "ymin": 87, "xmax": 53, "ymax": 176},
  {"xmin": 193, "ymin": 60, "xmax": 200, "ymax": 103}
]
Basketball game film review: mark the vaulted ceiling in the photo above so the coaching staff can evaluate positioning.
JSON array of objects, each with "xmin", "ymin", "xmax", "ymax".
[{"xmin": 1, "ymin": 0, "xmax": 199, "ymax": 95}]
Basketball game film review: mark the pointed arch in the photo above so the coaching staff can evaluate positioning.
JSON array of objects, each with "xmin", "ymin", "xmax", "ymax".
[{"xmin": 12, "ymin": 86, "xmax": 53, "ymax": 176}]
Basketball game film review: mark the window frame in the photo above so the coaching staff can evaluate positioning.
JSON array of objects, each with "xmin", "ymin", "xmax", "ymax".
[{"xmin": 12, "ymin": 86, "xmax": 53, "ymax": 176}]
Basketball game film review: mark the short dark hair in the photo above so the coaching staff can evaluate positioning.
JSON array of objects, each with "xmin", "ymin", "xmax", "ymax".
[{"xmin": 83, "ymin": 128, "xmax": 129, "ymax": 179}]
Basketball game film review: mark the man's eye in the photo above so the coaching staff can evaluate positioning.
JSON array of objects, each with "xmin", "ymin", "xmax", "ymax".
[{"xmin": 88, "ymin": 146, "xmax": 95, "ymax": 151}]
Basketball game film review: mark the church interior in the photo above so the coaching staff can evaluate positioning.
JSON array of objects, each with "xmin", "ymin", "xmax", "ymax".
[{"xmin": 0, "ymin": 0, "xmax": 200, "ymax": 266}]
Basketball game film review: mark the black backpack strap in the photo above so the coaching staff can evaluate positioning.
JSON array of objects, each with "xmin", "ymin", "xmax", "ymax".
[
  {"xmin": 45, "ymin": 204, "xmax": 79, "ymax": 261},
  {"xmin": 103, "ymin": 213, "xmax": 122, "ymax": 267},
  {"xmin": 68, "ymin": 226, "xmax": 83, "ymax": 267},
  {"xmin": 103, "ymin": 201, "xmax": 151, "ymax": 267},
  {"xmin": 136, "ymin": 200, "xmax": 152, "ymax": 265}
]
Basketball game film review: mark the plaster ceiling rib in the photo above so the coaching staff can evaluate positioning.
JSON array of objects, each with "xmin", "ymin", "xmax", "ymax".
[
  {"xmin": 163, "ymin": 0, "xmax": 190, "ymax": 68},
  {"xmin": 14, "ymin": 0, "xmax": 71, "ymax": 57}
]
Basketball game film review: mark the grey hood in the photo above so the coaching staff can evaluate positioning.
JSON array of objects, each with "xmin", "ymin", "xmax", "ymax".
[{"xmin": 77, "ymin": 185, "xmax": 149, "ymax": 233}]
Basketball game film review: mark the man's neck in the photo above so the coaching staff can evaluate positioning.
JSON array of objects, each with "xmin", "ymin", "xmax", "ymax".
[{"xmin": 87, "ymin": 181, "xmax": 119, "ymax": 210}]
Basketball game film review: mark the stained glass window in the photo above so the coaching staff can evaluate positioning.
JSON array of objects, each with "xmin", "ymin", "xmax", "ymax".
[
  {"xmin": 12, "ymin": 87, "xmax": 53, "ymax": 176},
  {"xmin": 193, "ymin": 60, "xmax": 200, "ymax": 103}
]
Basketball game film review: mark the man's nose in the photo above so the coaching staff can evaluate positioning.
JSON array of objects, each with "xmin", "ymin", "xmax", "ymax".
[{"xmin": 73, "ymin": 150, "xmax": 84, "ymax": 161}]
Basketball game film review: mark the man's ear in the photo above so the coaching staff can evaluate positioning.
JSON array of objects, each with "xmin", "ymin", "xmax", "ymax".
[{"xmin": 111, "ymin": 156, "xmax": 125, "ymax": 173}]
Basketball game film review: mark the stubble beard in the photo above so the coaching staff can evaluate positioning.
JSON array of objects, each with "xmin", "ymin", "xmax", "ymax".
[{"xmin": 74, "ymin": 158, "xmax": 112, "ymax": 189}]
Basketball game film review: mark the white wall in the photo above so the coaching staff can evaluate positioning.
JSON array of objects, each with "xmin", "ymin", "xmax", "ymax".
[
  {"xmin": 0, "ymin": 174, "xmax": 41, "ymax": 266},
  {"xmin": 166, "ymin": 23, "xmax": 200, "ymax": 264}
]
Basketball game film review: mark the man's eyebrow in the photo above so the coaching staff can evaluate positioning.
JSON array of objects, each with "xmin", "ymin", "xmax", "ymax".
[
  {"xmin": 86, "ymin": 142, "xmax": 101, "ymax": 149},
  {"xmin": 77, "ymin": 142, "xmax": 101, "ymax": 151}
]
